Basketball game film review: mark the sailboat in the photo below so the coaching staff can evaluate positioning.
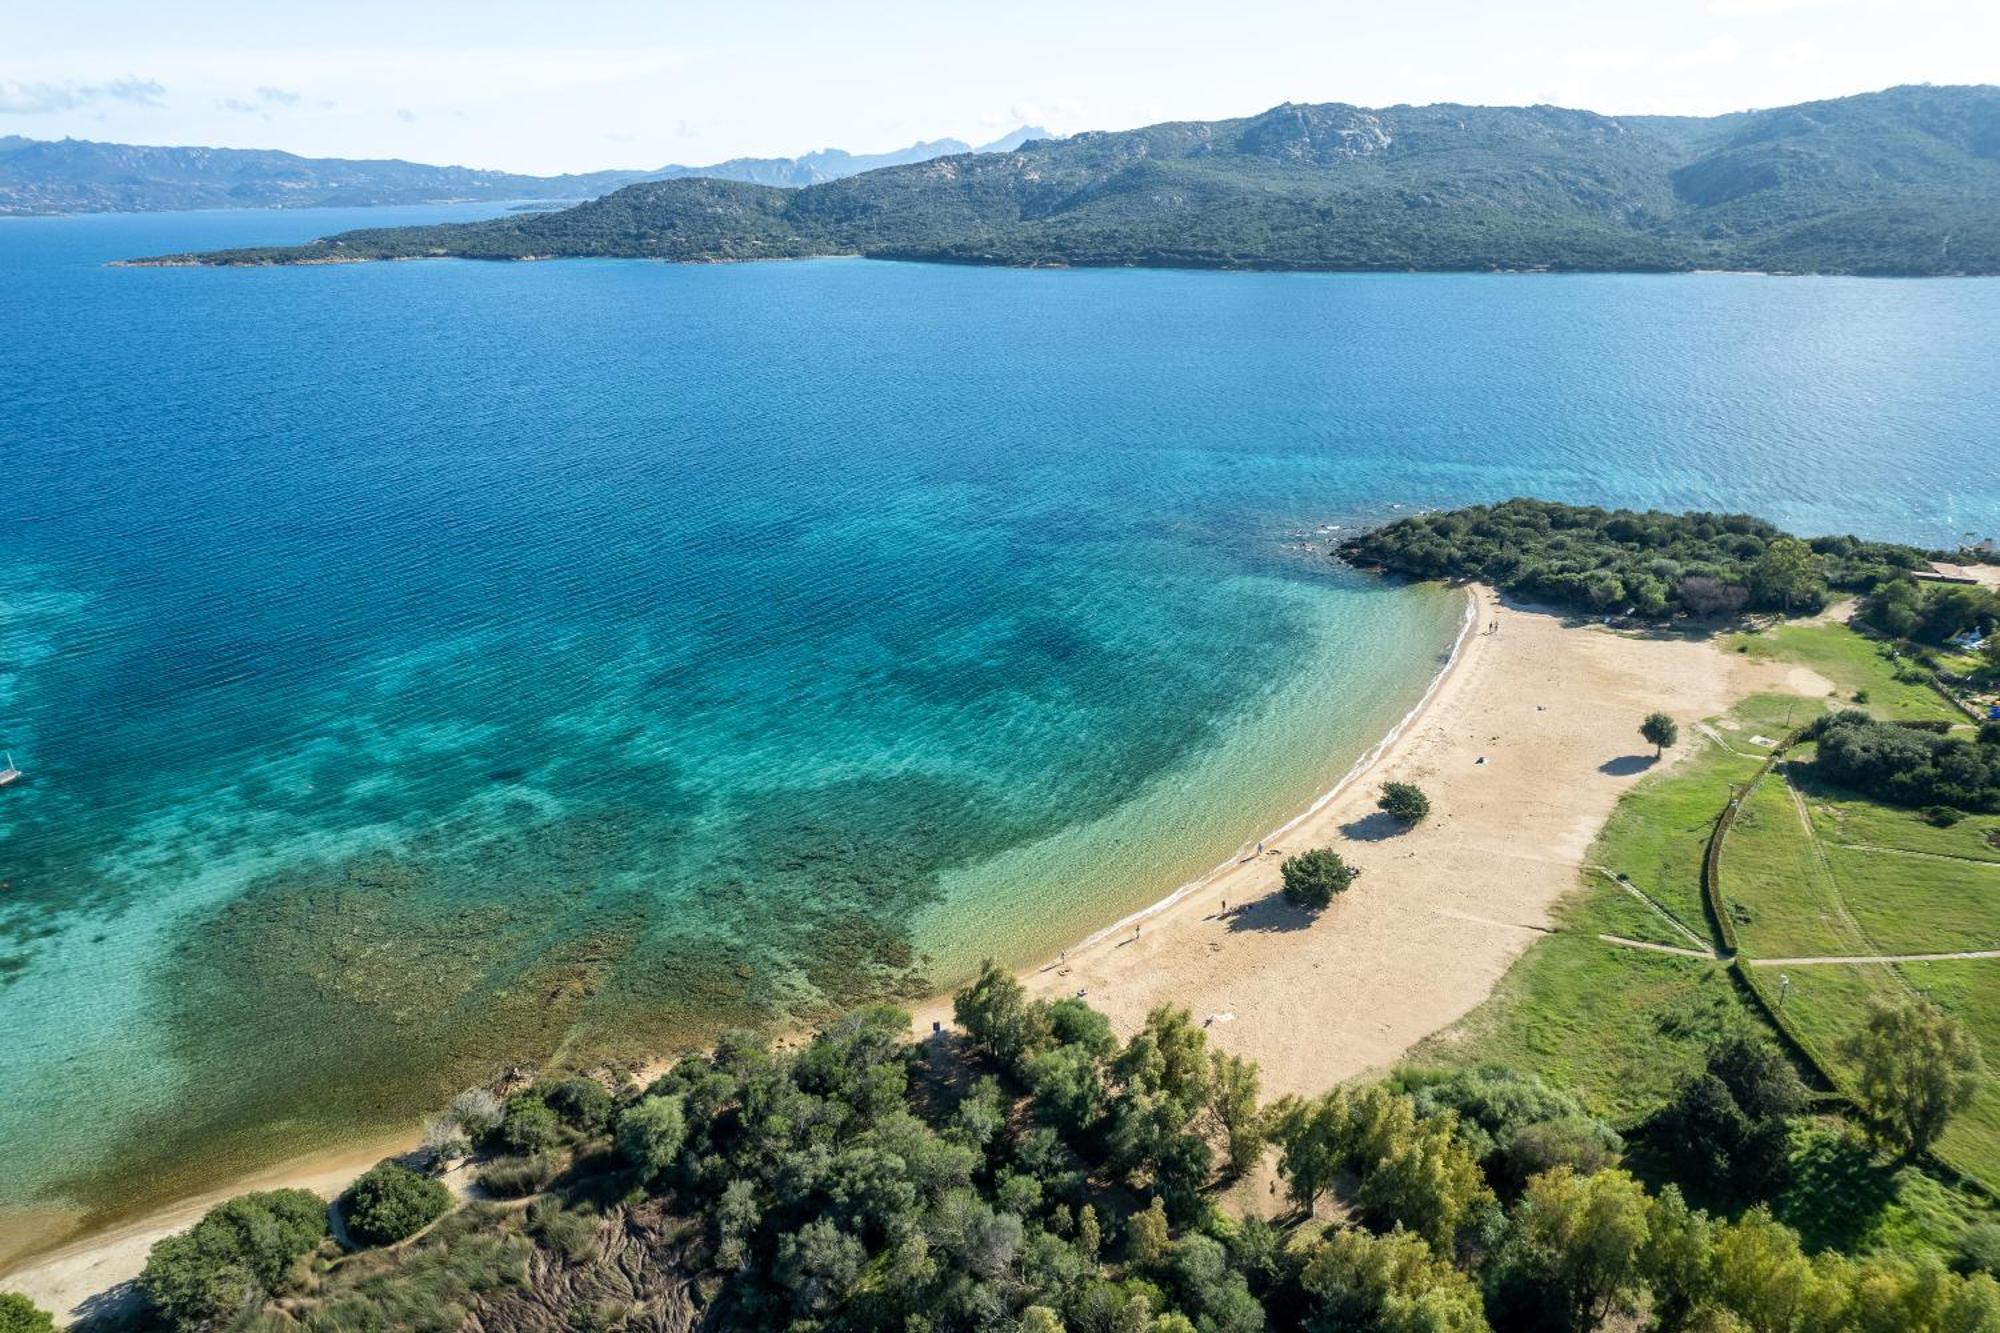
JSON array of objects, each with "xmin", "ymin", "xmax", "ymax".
[{"xmin": 0, "ymin": 752, "xmax": 20, "ymax": 788}]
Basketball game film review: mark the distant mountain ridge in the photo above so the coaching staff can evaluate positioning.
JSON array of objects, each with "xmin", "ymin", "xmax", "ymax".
[
  {"xmin": 0, "ymin": 126, "xmax": 1050, "ymax": 216},
  {"xmin": 135, "ymin": 86, "xmax": 2000, "ymax": 277}
]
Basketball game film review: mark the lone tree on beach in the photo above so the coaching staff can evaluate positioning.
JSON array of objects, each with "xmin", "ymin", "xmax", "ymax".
[
  {"xmin": 1281, "ymin": 848, "xmax": 1360, "ymax": 912},
  {"xmin": 1839, "ymin": 998, "xmax": 1983, "ymax": 1158},
  {"xmin": 1640, "ymin": 711, "xmax": 1679, "ymax": 757},
  {"xmin": 1378, "ymin": 782, "xmax": 1432, "ymax": 825}
]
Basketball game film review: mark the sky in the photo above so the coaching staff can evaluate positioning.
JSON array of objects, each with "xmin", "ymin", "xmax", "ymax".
[{"xmin": 3, "ymin": 0, "xmax": 1995, "ymax": 175}]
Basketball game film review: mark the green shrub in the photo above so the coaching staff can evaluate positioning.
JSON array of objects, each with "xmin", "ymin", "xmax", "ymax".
[
  {"xmin": 139, "ymin": 1189, "xmax": 327, "ymax": 1329},
  {"xmin": 497, "ymin": 1095, "xmax": 564, "ymax": 1155},
  {"xmin": 0, "ymin": 1294, "xmax": 55, "ymax": 1333},
  {"xmin": 616, "ymin": 1095, "xmax": 687, "ymax": 1182},
  {"xmin": 1378, "ymin": 782, "xmax": 1432, "ymax": 824},
  {"xmin": 1280, "ymin": 848, "xmax": 1359, "ymax": 912},
  {"xmin": 478, "ymin": 1153, "xmax": 557, "ymax": 1199},
  {"xmin": 343, "ymin": 1161, "xmax": 453, "ymax": 1247},
  {"xmin": 538, "ymin": 1076, "xmax": 615, "ymax": 1135},
  {"xmin": 1957, "ymin": 1222, "xmax": 2000, "ymax": 1277}
]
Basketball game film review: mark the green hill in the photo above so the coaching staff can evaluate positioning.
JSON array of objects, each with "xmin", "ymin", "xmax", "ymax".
[{"xmin": 136, "ymin": 86, "xmax": 2000, "ymax": 275}]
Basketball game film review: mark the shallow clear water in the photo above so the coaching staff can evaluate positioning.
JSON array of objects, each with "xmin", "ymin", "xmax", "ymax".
[{"xmin": 1, "ymin": 205, "xmax": 1996, "ymax": 1231}]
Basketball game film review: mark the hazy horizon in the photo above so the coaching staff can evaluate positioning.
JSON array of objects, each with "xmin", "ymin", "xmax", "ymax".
[{"xmin": 5, "ymin": 0, "xmax": 1998, "ymax": 175}]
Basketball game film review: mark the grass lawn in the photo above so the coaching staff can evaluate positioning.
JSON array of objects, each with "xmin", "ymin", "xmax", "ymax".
[
  {"xmin": 1802, "ymin": 775, "xmax": 2000, "ymax": 865},
  {"xmin": 1722, "ymin": 766, "xmax": 1863, "ymax": 959},
  {"xmin": 1584, "ymin": 691, "xmax": 1821, "ymax": 946},
  {"xmin": 1402, "ymin": 932, "xmax": 1744, "ymax": 1125},
  {"xmin": 1779, "ymin": 960, "xmax": 2000, "ymax": 1187},
  {"xmin": 1727, "ymin": 621, "xmax": 1965, "ymax": 724},
  {"xmin": 1902, "ymin": 960, "xmax": 2000, "ymax": 1185},
  {"xmin": 1774, "ymin": 1120, "xmax": 1994, "ymax": 1258},
  {"xmin": 1826, "ymin": 845, "xmax": 2000, "ymax": 956}
]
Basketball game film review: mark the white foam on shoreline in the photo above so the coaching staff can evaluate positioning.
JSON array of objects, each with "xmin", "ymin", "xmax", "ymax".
[{"xmin": 1074, "ymin": 583, "xmax": 1480, "ymax": 951}]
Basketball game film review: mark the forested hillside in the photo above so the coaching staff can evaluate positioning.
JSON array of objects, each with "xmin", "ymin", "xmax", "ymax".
[{"xmin": 138, "ymin": 86, "xmax": 2000, "ymax": 275}]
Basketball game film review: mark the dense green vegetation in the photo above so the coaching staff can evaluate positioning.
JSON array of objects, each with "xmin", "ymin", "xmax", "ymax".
[
  {"xmin": 1808, "ymin": 711, "xmax": 2000, "ymax": 812},
  {"xmin": 1339, "ymin": 499, "xmax": 1933, "ymax": 619},
  {"xmin": 136, "ymin": 1190, "xmax": 328, "ymax": 1330},
  {"xmin": 0, "ymin": 1293, "xmax": 55, "ymax": 1333},
  {"xmin": 116, "ymin": 972, "xmax": 2000, "ymax": 1332},
  {"xmin": 135, "ymin": 87, "xmax": 2000, "ymax": 275},
  {"xmin": 1862, "ymin": 579, "xmax": 2000, "ymax": 648}
]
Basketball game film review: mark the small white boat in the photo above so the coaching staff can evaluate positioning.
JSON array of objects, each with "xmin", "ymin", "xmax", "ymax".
[{"xmin": 0, "ymin": 752, "xmax": 21, "ymax": 788}]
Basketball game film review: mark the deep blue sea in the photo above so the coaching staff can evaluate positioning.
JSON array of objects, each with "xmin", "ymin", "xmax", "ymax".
[{"xmin": 2, "ymin": 203, "xmax": 1996, "ymax": 1242}]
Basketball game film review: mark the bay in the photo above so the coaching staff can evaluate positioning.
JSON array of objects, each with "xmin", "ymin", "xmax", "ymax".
[{"xmin": 0, "ymin": 204, "xmax": 1994, "ymax": 1236}]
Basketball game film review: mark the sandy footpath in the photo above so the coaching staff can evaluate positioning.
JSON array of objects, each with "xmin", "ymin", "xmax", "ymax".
[
  {"xmin": 4, "ymin": 586, "xmax": 1828, "ymax": 1322},
  {"xmin": 912, "ymin": 586, "xmax": 1825, "ymax": 1095}
]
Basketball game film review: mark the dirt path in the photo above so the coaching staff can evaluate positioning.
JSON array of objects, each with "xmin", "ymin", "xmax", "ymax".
[
  {"xmin": 1747, "ymin": 950, "xmax": 2000, "ymax": 966},
  {"xmin": 1596, "ymin": 934, "xmax": 1718, "ymax": 960},
  {"xmin": 1778, "ymin": 763, "xmax": 1884, "ymax": 961},
  {"xmin": 1838, "ymin": 843, "xmax": 2000, "ymax": 869},
  {"xmin": 1590, "ymin": 866, "xmax": 1713, "ymax": 950}
]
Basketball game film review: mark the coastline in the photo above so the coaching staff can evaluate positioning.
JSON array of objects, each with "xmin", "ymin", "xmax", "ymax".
[
  {"xmin": 1, "ymin": 583, "xmax": 1821, "ymax": 1320},
  {"xmin": 1073, "ymin": 585, "xmax": 1481, "ymax": 951},
  {"xmin": 910, "ymin": 585, "xmax": 1821, "ymax": 1097}
]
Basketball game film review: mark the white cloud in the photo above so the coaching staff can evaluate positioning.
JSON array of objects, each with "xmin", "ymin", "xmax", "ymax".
[
  {"xmin": 219, "ymin": 85, "xmax": 305, "ymax": 116},
  {"xmin": 0, "ymin": 75, "xmax": 163, "ymax": 114}
]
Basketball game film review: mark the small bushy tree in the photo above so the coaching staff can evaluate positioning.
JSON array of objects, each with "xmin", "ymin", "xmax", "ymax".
[
  {"xmin": 1300, "ymin": 1227, "xmax": 1489, "ymax": 1333},
  {"xmin": 1378, "ymin": 782, "xmax": 1432, "ymax": 825},
  {"xmin": 1280, "ymin": 848, "xmax": 1360, "ymax": 912},
  {"xmin": 1840, "ymin": 998, "xmax": 1983, "ymax": 1157},
  {"xmin": 342, "ymin": 1162, "xmax": 451, "ymax": 1248},
  {"xmin": 1641, "ymin": 711, "xmax": 1679, "ymax": 756},
  {"xmin": 618, "ymin": 1094, "xmax": 688, "ymax": 1182},
  {"xmin": 0, "ymin": 1294, "xmax": 55, "ymax": 1333},
  {"xmin": 1750, "ymin": 537, "xmax": 1826, "ymax": 612},
  {"xmin": 139, "ymin": 1189, "xmax": 327, "ymax": 1330},
  {"xmin": 1493, "ymin": 1167, "xmax": 1654, "ymax": 1332},
  {"xmin": 497, "ymin": 1094, "xmax": 564, "ymax": 1155},
  {"xmin": 953, "ymin": 959, "xmax": 1050, "ymax": 1069}
]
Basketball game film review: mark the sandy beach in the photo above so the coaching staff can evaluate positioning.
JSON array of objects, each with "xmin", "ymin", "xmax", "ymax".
[
  {"xmin": 913, "ymin": 585, "xmax": 1825, "ymax": 1096},
  {"xmin": 3, "ymin": 585, "xmax": 1831, "ymax": 1322},
  {"xmin": 1, "ymin": 1133, "xmax": 416, "ymax": 1324}
]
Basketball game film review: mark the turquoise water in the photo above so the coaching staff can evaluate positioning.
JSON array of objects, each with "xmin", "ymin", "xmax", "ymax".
[{"xmin": 2, "ymin": 206, "xmax": 1997, "ymax": 1235}]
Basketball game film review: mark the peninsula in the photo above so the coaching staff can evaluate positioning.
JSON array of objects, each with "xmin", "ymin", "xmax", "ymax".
[{"xmin": 129, "ymin": 85, "xmax": 2000, "ymax": 276}]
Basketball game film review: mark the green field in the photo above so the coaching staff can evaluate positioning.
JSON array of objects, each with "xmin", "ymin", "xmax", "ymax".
[
  {"xmin": 1726, "ymin": 619, "xmax": 1968, "ymax": 724},
  {"xmin": 1719, "ymin": 762, "xmax": 1860, "ymax": 958},
  {"xmin": 1778, "ymin": 960, "xmax": 2000, "ymax": 1186},
  {"xmin": 1584, "ymin": 690, "xmax": 1819, "ymax": 948},
  {"xmin": 1707, "ymin": 620, "xmax": 2000, "ymax": 1185},
  {"xmin": 1405, "ymin": 691, "xmax": 1811, "ymax": 1116},
  {"xmin": 1409, "ymin": 932, "xmax": 1746, "ymax": 1123},
  {"xmin": 1803, "ymin": 773, "xmax": 2000, "ymax": 864},
  {"xmin": 1412, "ymin": 613, "xmax": 2000, "ymax": 1222}
]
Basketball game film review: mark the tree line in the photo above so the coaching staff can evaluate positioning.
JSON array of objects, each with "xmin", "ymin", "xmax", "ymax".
[
  {"xmin": 1337, "ymin": 500, "xmax": 1933, "ymax": 621},
  {"xmin": 31, "ymin": 962, "xmax": 1989, "ymax": 1333}
]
